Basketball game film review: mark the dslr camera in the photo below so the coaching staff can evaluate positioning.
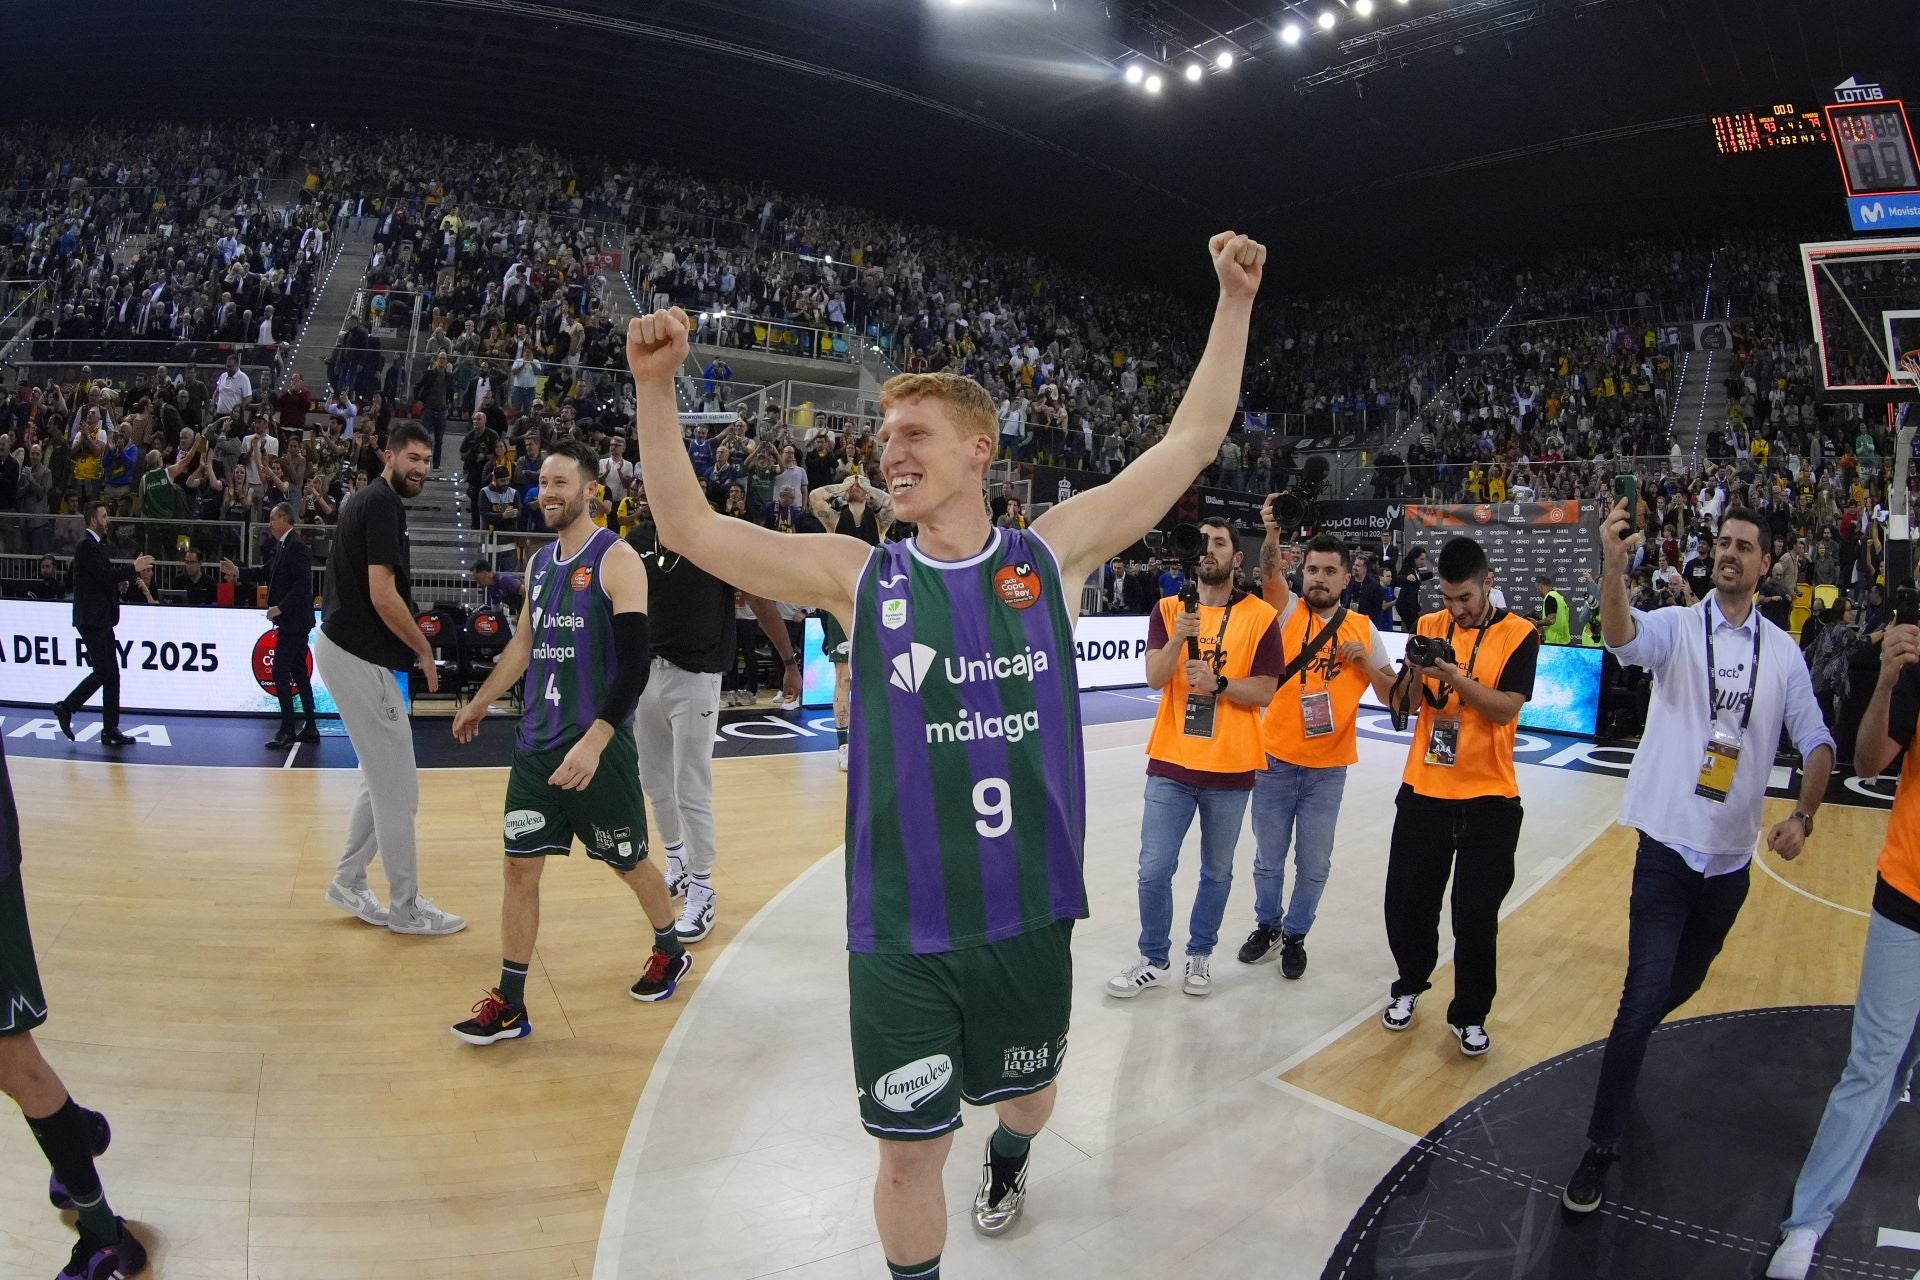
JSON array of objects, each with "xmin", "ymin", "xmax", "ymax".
[
  {"xmin": 1143, "ymin": 523, "xmax": 1206, "ymax": 610},
  {"xmin": 1404, "ymin": 635, "xmax": 1449, "ymax": 668}
]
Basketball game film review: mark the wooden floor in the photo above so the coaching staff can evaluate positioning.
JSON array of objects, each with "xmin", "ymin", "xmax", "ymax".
[
  {"xmin": 1283, "ymin": 797, "xmax": 1887, "ymax": 1136},
  {"xmin": 0, "ymin": 752, "xmax": 849, "ymax": 1279},
  {"xmin": 0, "ymin": 744, "xmax": 1892, "ymax": 1277}
]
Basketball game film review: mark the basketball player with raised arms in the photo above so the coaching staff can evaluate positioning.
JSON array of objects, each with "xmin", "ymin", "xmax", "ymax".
[
  {"xmin": 626, "ymin": 231, "xmax": 1266, "ymax": 1280},
  {"xmin": 446, "ymin": 438, "xmax": 693, "ymax": 1048}
]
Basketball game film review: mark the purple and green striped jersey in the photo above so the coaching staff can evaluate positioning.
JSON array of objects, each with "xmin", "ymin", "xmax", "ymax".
[
  {"xmin": 847, "ymin": 527, "xmax": 1088, "ymax": 955},
  {"xmin": 519, "ymin": 528, "xmax": 625, "ymax": 753}
]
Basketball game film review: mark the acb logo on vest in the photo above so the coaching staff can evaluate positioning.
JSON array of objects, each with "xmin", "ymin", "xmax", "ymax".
[{"xmin": 251, "ymin": 631, "xmax": 313, "ymax": 695}]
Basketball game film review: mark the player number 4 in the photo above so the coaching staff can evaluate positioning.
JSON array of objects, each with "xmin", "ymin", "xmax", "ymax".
[
  {"xmin": 544, "ymin": 673, "xmax": 561, "ymax": 707},
  {"xmin": 973, "ymin": 777, "xmax": 1011, "ymax": 838}
]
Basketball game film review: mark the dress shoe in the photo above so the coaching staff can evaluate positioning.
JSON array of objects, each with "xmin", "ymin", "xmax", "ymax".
[
  {"xmin": 99, "ymin": 731, "xmax": 136, "ymax": 747},
  {"xmin": 54, "ymin": 705, "xmax": 75, "ymax": 741},
  {"xmin": 266, "ymin": 733, "xmax": 296, "ymax": 750},
  {"xmin": 297, "ymin": 725, "xmax": 322, "ymax": 743}
]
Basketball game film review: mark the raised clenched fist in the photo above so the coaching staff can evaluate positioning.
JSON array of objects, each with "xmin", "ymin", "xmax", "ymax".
[
  {"xmin": 625, "ymin": 308, "xmax": 692, "ymax": 385},
  {"xmin": 1208, "ymin": 231, "xmax": 1268, "ymax": 301}
]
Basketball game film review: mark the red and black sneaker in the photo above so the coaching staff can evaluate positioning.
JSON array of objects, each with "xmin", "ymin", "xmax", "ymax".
[
  {"xmin": 629, "ymin": 948, "xmax": 694, "ymax": 1003},
  {"xmin": 450, "ymin": 989, "xmax": 531, "ymax": 1046},
  {"xmin": 58, "ymin": 1218, "xmax": 147, "ymax": 1279},
  {"xmin": 49, "ymin": 1108, "xmax": 111, "ymax": 1210}
]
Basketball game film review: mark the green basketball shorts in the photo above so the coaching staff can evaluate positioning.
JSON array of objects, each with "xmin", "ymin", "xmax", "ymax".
[
  {"xmin": 503, "ymin": 727, "xmax": 649, "ymax": 873},
  {"xmin": 0, "ymin": 872, "xmax": 49, "ymax": 1037},
  {"xmin": 848, "ymin": 920, "xmax": 1073, "ymax": 1141}
]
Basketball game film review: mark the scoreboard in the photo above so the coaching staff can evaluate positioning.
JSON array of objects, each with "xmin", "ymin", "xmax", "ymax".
[
  {"xmin": 1710, "ymin": 103, "xmax": 1829, "ymax": 155},
  {"xmin": 1826, "ymin": 100, "xmax": 1920, "ymax": 197}
]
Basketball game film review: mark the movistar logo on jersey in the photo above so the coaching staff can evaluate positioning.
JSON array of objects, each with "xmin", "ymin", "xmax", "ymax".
[
  {"xmin": 926, "ymin": 708, "xmax": 1042, "ymax": 745},
  {"xmin": 890, "ymin": 643, "xmax": 939, "ymax": 692}
]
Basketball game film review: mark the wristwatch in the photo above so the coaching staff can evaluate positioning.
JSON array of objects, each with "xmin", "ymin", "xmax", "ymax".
[
  {"xmin": 1791, "ymin": 809, "xmax": 1815, "ymax": 837},
  {"xmin": 1213, "ymin": 674, "xmax": 1229, "ymax": 696}
]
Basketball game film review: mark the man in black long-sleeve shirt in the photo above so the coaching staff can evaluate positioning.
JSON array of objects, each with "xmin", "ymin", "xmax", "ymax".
[
  {"xmin": 54, "ymin": 505, "xmax": 153, "ymax": 746},
  {"xmin": 417, "ymin": 351, "xmax": 454, "ymax": 472}
]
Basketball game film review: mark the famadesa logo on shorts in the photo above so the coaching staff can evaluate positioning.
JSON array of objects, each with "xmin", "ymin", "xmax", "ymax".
[
  {"xmin": 873, "ymin": 1053, "xmax": 954, "ymax": 1114},
  {"xmin": 504, "ymin": 810, "xmax": 546, "ymax": 839}
]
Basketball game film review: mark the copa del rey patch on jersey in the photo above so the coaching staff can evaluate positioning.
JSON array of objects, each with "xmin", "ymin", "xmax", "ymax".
[{"xmin": 993, "ymin": 562, "xmax": 1043, "ymax": 611}]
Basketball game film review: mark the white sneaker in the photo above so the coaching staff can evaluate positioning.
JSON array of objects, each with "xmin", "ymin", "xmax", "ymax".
[
  {"xmin": 1765, "ymin": 1228, "xmax": 1819, "ymax": 1280},
  {"xmin": 1106, "ymin": 957, "xmax": 1169, "ymax": 998},
  {"xmin": 1382, "ymin": 994, "xmax": 1418, "ymax": 1031},
  {"xmin": 1183, "ymin": 954, "xmax": 1212, "ymax": 996},
  {"xmin": 664, "ymin": 860, "xmax": 688, "ymax": 898},
  {"xmin": 324, "ymin": 880, "xmax": 388, "ymax": 926},
  {"xmin": 771, "ymin": 692, "xmax": 797, "ymax": 711},
  {"xmin": 675, "ymin": 882, "xmax": 716, "ymax": 943},
  {"xmin": 837, "ymin": 743, "xmax": 849, "ymax": 771},
  {"xmin": 388, "ymin": 896, "xmax": 467, "ymax": 936},
  {"xmin": 1452, "ymin": 1023, "xmax": 1491, "ymax": 1057}
]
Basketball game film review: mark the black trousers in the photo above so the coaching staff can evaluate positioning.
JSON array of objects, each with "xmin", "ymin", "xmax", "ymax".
[
  {"xmin": 1586, "ymin": 836, "xmax": 1750, "ymax": 1149},
  {"xmin": 1384, "ymin": 785, "xmax": 1524, "ymax": 1026},
  {"xmin": 274, "ymin": 625, "xmax": 316, "ymax": 732},
  {"xmin": 60, "ymin": 626, "xmax": 122, "ymax": 734}
]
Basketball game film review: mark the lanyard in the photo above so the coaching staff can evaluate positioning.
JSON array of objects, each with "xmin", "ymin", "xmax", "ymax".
[
  {"xmin": 1186, "ymin": 593, "xmax": 1238, "ymax": 675},
  {"xmin": 1422, "ymin": 608, "xmax": 1496, "ymax": 711},
  {"xmin": 1287, "ymin": 605, "xmax": 1347, "ymax": 688},
  {"xmin": 1704, "ymin": 603, "xmax": 1761, "ymax": 736}
]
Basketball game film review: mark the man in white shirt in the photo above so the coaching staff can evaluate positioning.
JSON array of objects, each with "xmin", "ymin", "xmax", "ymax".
[
  {"xmin": 214, "ymin": 355, "xmax": 252, "ymax": 416},
  {"xmin": 1560, "ymin": 502, "xmax": 1835, "ymax": 1215},
  {"xmin": 256, "ymin": 307, "xmax": 276, "ymax": 348}
]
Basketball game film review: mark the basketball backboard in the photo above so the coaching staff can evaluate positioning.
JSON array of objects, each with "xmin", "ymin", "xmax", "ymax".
[{"xmin": 1800, "ymin": 237, "xmax": 1920, "ymax": 400}]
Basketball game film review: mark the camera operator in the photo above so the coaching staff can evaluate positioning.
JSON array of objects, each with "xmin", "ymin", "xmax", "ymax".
[
  {"xmin": 810, "ymin": 474, "xmax": 891, "ymax": 769},
  {"xmin": 1239, "ymin": 502, "xmax": 1399, "ymax": 979},
  {"xmin": 1108, "ymin": 519, "xmax": 1283, "ymax": 1000},
  {"xmin": 1380, "ymin": 536, "xmax": 1539, "ymax": 1057}
]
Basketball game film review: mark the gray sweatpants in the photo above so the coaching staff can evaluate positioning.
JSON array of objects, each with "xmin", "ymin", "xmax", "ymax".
[
  {"xmin": 314, "ymin": 630, "xmax": 420, "ymax": 908},
  {"xmin": 634, "ymin": 659, "xmax": 722, "ymax": 876}
]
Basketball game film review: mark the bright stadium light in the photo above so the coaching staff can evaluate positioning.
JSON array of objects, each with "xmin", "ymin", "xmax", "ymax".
[
  {"xmin": 1215, "ymin": 49, "xmax": 1235, "ymax": 70},
  {"xmin": 1354, "ymin": 0, "xmax": 1373, "ymax": 14},
  {"xmin": 1124, "ymin": 63, "xmax": 1145, "ymax": 84},
  {"xmin": 1317, "ymin": 10, "xmax": 1337, "ymax": 29},
  {"xmin": 1280, "ymin": 21, "xmax": 1303, "ymax": 44},
  {"xmin": 1184, "ymin": 62, "xmax": 1203, "ymax": 82},
  {"xmin": 1144, "ymin": 72, "xmax": 1164, "ymax": 93}
]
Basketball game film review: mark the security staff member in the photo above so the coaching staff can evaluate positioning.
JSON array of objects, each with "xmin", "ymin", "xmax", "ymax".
[
  {"xmin": 1242, "ymin": 516, "xmax": 1397, "ymax": 980},
  {"xmin": 627, "ymin": 517, "xmax": 736, "ymax": 944},
  {"xmin": 1563, "ymin": 504, "xmax": 1833, "ymax": 1214},
  {"xmin": 1108, "ymin": 518, "xmax": 1283, "ymax": 999},
  {"xmin": 1536, "ymin": 573, "xmax": 1570, "ymax": 645},
  {"xmin": 1381, "ymin": 536, "xmax": 1538, "ymax": 1057},
  {"xmin": 53, "ymin": 503, "xmax": 153, "ymax": 748},
  {"xmin": 1767, "ymin": 613, "xmax": 1920, "ymax": 1280},
  {"xmin": 223, "ymin": 502, "xmax": 316, "ymax": 749}
]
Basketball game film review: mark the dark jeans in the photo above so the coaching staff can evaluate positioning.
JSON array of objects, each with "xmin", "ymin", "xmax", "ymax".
[
  {"xmin": 60, "ymin": 625, "xmax": 121, "ymax": 734},
  {"xmin": 1586, "ymin": 835, "xmax": 1750, "ymax": 1148},
  {"xmin": 727, "ymin": 618, "xmax": 761, "ymax": 693},
  {"xmin": 1384, "ymin": 786, "xmax": 1523, "ymax": 1026},
  {"xmin": 274, "ymin": 625, "xmax": 317, "ymax": 732},
  {"xmin": 422, "ymin": 407, "xmax": 447, "ymax": 468}
]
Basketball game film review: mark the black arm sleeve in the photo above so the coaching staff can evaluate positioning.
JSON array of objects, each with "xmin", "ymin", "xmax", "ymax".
[
  {"xmin": 1496, "ymin": 628, "xmax": 1540, "ymax": 699},
  {"xmin": 594, "ymin": 611, "xmax": 651, "ymax": 728}
]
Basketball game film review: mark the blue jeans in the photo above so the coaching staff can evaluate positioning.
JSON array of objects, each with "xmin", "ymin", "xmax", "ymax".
[
  {"xmin": 510, "ymin": 383, "xmax": 536, "ymax": 415},
  {"xmin": 1586, "ymin": 835, "xmax": 1750, "ymax": 1148},
  {"xmin": 1251, "ymin": 758, "xmax": 1346, "ymax": 937},
  {"xmin": 1136, "ymin": 775, "xmax": 1250, "ymax": 967},
  {"xmin": 1783, "ymin": 909, "xmax": 1920, "ymax": 1236}
]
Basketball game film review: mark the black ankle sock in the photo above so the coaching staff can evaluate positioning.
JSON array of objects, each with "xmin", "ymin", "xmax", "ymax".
[
  {"xmin": 653, "ymin": 923, "xmax": 685, "ymax": 958},
  {"xmin": 26, "ymin": 1097, "xmax": 105, "ymax": 1212},
  {"xmin": 887, "ymin": 1257, "xmax": 940, "ymax": 1280}
]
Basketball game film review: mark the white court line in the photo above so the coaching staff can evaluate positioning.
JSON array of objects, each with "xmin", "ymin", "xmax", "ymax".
[
  {"xmin": 1262, "ymin": 1077, "xmax": 1420, "ymax": 1147},
  {"xmin": 1752, "ymin": 844, "xmax": 1870, "ymax": 918},
  {"xmin": 282, "ymin": 743, "xmax": 301, "ymax": 770}
]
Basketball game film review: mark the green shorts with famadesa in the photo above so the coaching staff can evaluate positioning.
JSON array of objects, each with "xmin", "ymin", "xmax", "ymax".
[
  {"xmin": 0, "ymin": 871, "xmax": 49, "ymax": 1037},
  {"xmin": 503, "ymin": 727, "xmax": 649, "ymax": 873},
  {"xmin": 849, "ymin": 920, "xmax": 1073, "ymax": 1141}
]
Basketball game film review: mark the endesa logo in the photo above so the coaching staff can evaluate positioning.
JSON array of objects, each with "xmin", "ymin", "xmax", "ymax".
[{"xmin": 251, "ymin": 631, "xmax": 313, "ymax": 695}]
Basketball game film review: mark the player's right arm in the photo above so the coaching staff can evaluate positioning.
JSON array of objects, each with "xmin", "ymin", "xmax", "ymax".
[
  {"xmin": 625, "ymin": 308, "xmax": 869, "ymax": 620},
  {"xmin": 452, "ymin": 594, "xmax": 534, "ymax": 743}
]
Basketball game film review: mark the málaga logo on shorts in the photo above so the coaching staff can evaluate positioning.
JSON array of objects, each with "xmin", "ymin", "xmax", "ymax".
[
  {"xmin": 570, "ymin": 565, "xmax": 593, "ymax": 592},
  {"xmin": 1002, "ymin": 1043, "xmax": 1050, "ymax": 1078},
  {"xmin": 993, "ymin": 562, "xmax": 1042, "ymax": 611},
  {"xmin": 504, "ymin": 809, "xmax": 546, "ymax": 839},
  {"xmin": 873, "ymin": 1053, "xmax": 954, "ymax": 1114}
]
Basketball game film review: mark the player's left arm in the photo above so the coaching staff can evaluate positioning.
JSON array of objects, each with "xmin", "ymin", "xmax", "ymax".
[
  {"xmin": 1033, "ymin": 232, "xmax": 1265, "ymax": 587},
  {"xmin": 549, "ymin": 540, "xmax": 651, "ymax": 792}
]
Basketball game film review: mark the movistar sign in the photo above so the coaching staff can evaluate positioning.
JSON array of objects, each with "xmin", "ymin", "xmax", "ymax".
[{"xmin": 1848, "ymin": 195, "xmax": 1920, "ymax": 232}]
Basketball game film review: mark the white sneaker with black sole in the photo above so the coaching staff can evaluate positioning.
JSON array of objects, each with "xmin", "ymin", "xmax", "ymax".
[
  {"xmin": 1183, "ymin": 954, "xmax": 1212, "ymax": 996},
  {"xmin": 324, "ymin": 881, "xmax": 388, "ymax": 926},
  {"xmin": 1382, "ymin": 994, "xmax": 1418, "ymax": 1031},
  {"xmin": 676, "ymin": 883, "xmax": 716, "ymax": 943},
  {"xmin": 387, "ymin": 896, "xmax": 467, "ymax": 936},
  {"xmin": 1106, "ymin": 957, "xmax": 1169, "ymax": 998},
  {"xmin": 1452, "ymin": 1023, "xmax": 1491, "ymax": 1057},
  {"xmin": 1765, "ymin": 1228, "xmax": 1819, "ymax": 1280}
]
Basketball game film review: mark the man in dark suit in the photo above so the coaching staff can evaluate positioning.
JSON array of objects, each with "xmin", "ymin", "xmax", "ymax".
[
  {"xmin": 223, "ymin": 503, "xmax": 317, "ymax": 749},
  {"xmin": 54, "ymin": 505, "xmax": 152, "ymax": 747}
]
